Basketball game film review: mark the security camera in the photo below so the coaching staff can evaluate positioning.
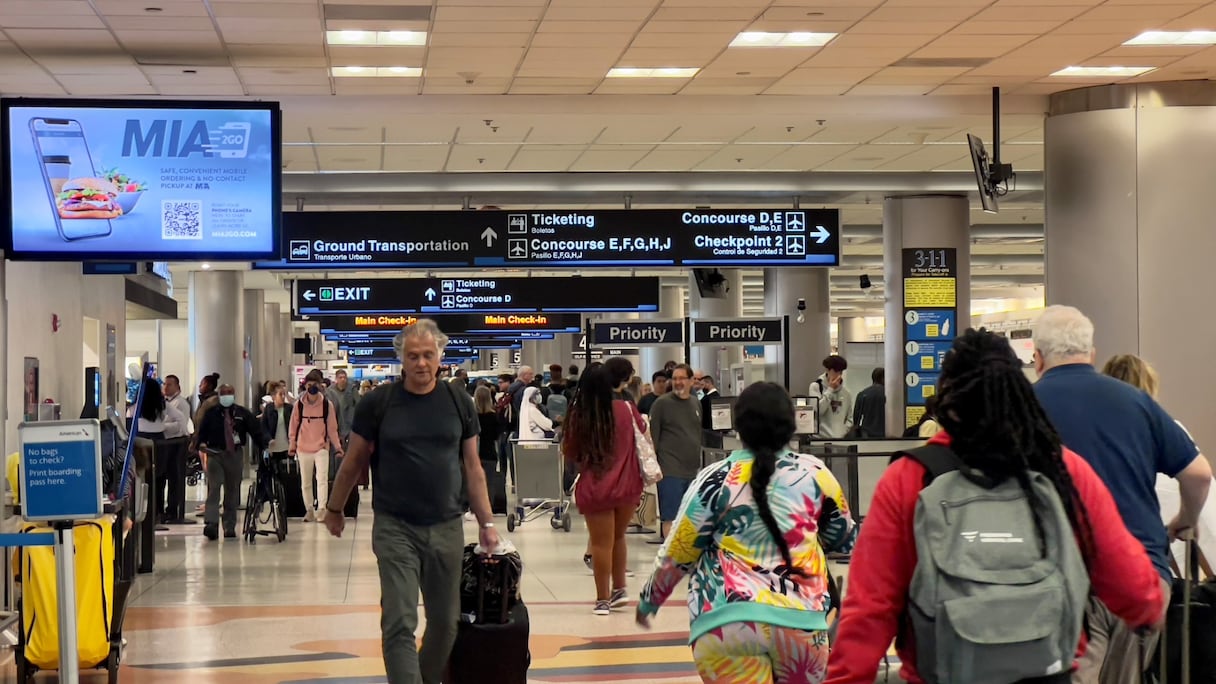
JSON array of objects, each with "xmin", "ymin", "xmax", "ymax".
[
  {"xmin": 860, "ymin": 274, "xmax": 872, "ymax": 290},
  {"xmin": 796, "ymin": 298, "xmax": 807, "ymax": 324}
]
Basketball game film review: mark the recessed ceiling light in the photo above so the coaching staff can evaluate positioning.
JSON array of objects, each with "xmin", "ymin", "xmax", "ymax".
[
  {"xmin": 200, "ymin": 263, "xmax": 212, "ymax": 270},
  {"xmin": 1124, "ymin": 30, "xmax": 1216, "ymax": 46},
  {"xmin": 331, "ymin": 66, "xmax": 422, "ymax": 78},
  {"xmin": 1050, "ymin": 65, "xmax": 1156, "ymax": 77},
  {"xmin": 730, "ymin": 31, "xmax": 836, "ymax": 47},
  {"xmin": 606, "ymin": 67, "xmax": 699, "ymax": 78},
  {"xmin": 326, "ymin": 30, "xmax": 426, "ymax": 47}
]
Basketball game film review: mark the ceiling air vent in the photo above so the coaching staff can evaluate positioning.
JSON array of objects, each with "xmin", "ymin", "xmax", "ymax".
[
  {"xmin": 323, "ymin": 4, "xmax": 432, "ymax": 21},
  {"xmin": 889, "ymin": 57, "xmax": 992, "ymax": 69}
]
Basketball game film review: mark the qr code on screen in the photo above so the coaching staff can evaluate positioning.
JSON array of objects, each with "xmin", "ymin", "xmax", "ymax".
[{"xmin": 161, "ymin": 200, "xmax": 203, "ymax": 240}]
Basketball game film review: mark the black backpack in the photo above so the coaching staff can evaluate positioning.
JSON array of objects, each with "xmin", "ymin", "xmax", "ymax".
[{"xmin": 292, "ymin": 396, "xmax": 330, "ymax": 446}]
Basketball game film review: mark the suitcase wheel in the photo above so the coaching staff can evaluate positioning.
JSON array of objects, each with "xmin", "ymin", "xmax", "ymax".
[
  {"xmin": 550, "ymin": 516, "xmax": 562, "ymax": 530},
  {"xmin": 107, "ymin": 650, "xmax": 120, "ymax": 684},
  {"xmin": 507, "ymin": 513, "xmax": 517, "ymax": 532},
  {"xmin": 562, "ymin": 512, "xmax": 572, "ymax": 532}
]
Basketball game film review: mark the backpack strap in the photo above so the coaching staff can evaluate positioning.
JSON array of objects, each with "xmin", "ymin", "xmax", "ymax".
[
  {"xmin": 292, "ymin": 399, "xmax": 304, "ymax": 447},
  {"xmin": 890, "ymin": 444, "xmax": 961, "ymax": 486}
]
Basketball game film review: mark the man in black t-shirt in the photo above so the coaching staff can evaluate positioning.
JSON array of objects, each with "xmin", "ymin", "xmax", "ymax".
[{"xmin": 327, "ymin": 319, "xmax": 498, "ymax": 684}]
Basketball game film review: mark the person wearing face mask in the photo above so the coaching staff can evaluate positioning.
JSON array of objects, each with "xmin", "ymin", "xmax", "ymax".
[
  {"xmin": 520, "ymin": 385, "xmax": 555, "ymax": 441},
  {"xmin": 809, "ymin": 356, "xmax": 853, "ymax": 439},
  {"xmin": 290, "ymin": 369, "xmax": 345, "ymax": 523},
  {"xmin": 196, "ymin": 384, "xmax": 267, "ymax": 541}
]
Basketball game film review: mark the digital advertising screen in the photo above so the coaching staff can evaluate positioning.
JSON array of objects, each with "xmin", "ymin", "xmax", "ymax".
[{"xmin": 2, "ymin": 98, "xmax": 280, "ymax": 260}]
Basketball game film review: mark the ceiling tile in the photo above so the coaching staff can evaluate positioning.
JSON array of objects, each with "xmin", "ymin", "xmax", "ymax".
[
  {"xmin": 770, "ymin": 66, "xmax": 879, "ymax": 85},
  {"xmin": 228, "ymin": 44, "xmax": 327, "ymax": 67},
  {"xmin": 154, "ymin": 83, "xmax": 246, "ymax": 97},
  {"xmin": 1, "ymin": 14, "xmax": 106, "ymax": 29},
  {"xmin": 0, "ymin": 0, "xmax": 95, "ymax": 16},
  {"xmin": 108, "ymin": 15, "xmax": 215, "ymax": 30},
  {"xmin": 666, "ymin": 119, "xmax": 754, "ymax": 142},
  {"xmin": 636, "ymin": 20, "xmax": 752, "ymax": 33},
  {"xmin": 759, "ymin": 145, "xmax": 849, "ymax": 170},
  {"xmin": 849, "ymin": 20, "xmax": 968, "ymax": 35},
  {"xmin": 145, "ymin": 65, "xmax": 242, "ymax": 85},
  {"xmin": 249, "ymin": 84, "xmax": 332, "ymax": 96},
  {"xmin": 631, "ymin": 146, "xmax": 718, "ymax": 170},
  {"xmin": 1079, "ymin": 4, "xmax": 1198, "ymax": 21},
  {"xmin": 434, "ymin": 5, "xmax": 544, "ymax": 20},
  {"xmin": 694, "ymin": 144, "xmax": 784, "ymax": 170},
  {"xmin": 318, "ymin": 145, "xmax": 383, "ymax": 172},
  {"xmin": 753, "ymin": 5, "xmax": 873, "ymax": 22},
  {"xmin": 863, "ymin": 66, "xmax": 972, "ymax": 85},
  {"xmin": 94, "ymin": 1, "xmax": 209, "ymax": 16},
  {"xmin": 594, "ymin": 81, "xmax": 686, "ymax": 95},
  {"xmin": 971, "ymin": 3, "xmax": 1089, "ymax": 23},
  {"xmin": 877, "ymin": 144, "xmax": 970, "ymax": 171},
  {"xmin": 953, "ymin": 20, "xmax": 1068, "ymax": 35},
  {"xmin": 239, "ymin": 67, "xmax": 330, "ymax": 85},
  {"xmin": 817, "ymin": 143, "xmax": 917, "ymax": 170},
  {"xmin": 826, "ymin": 33, "xmax": 939, "ymax": 49},
  {"xmin": 6, "ymin": 29, "xmax": 119, "ymax": 50},
  {"xmin": 865, "ymin": 5, "xmax": 986, "ymax": 22},
  {"xmin": 508, "ymin": 146, "xmax": 584, "ymax": 172},
  {"xmin": 536, "ymin": 20, "xmax": 648, "ymax": 33},
  {"xmin": 911, "ymin": 33, "xmax": 1034, "ymax": 59},
  {"xmin": 678, "ymin": 81, "xmax": 774, "ymax": 94},
  {"xmin": 846, "ymin": 83, "xmax": 936, "ymax": 95},
  {"xmin": 568, "ymin": 145, "xmax": 655, "ymax": 171},
  {"xmin": 429, "ymin": 32, "xmax": 531, "ymax": 48},
  {"xmin": 216, "ymin": 16, "xmax": 322, "ymax": 33},
  {"xmin": 597, "ymin": 120, "xmax": 680, "ymax": 144},
  {"xmin": 445, "ymin": 143, "xmax": 518, "ymax": 171},
  {"xmin": 429, "ymin": 20, "xmax": 538, "ymax": 32},
  {"xmin": 619, "ymin": 47, "xmax": 723, "ymax": 64},
  {"xmin": 807, "ymin": 123, "xmax": 899, "ymax": 144},
  {"xmin": 803, "ymin": 46, "xmax": 917, "ymax": 68},
  {"xmin": 653, "ymin": 7, "xmax": 763, "ymax": 21},
  {"xmin": 529, "ymin": 32, "xmax": 633, "ymax": 48},
  {"xmin": 328, "ymin": 46, "xmax": 426, "ymax": 65},
  {"xmin": 545, "ymin": 5, "xmax": 655, "ymax": 20},
  {"xmin": 426, "ymin": 47, "xmax": 526, "ymax": 76},
  {"xmin": 220, "ymin": 30, "xmax": 323, "ymax": 45},
  {"xmin": 423, "ymin": 78, "xmax": 511, "ymax": 95}
]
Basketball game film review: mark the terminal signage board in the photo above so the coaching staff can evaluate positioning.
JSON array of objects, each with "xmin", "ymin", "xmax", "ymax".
[
  {"xmin": 591, "ymin": 320, "xmax": 684, "ymax": 348},
  {"xmin": 261, "ymin": 208, "xmax": 840, "ymax": 269},
  {"xmin": 295, "ymin": 276, "xmax": 659, "ymax": 316},
  {"xmin": 310, "ymin": 313, "xmax": 583, "ymax": 334},
  {"xmin": 902, "ymin": 248, "xmax": 957, "ymax": 428},
  {"xmin": 692, "ymin": 318, "xmax": 784, "ymax": 346}
]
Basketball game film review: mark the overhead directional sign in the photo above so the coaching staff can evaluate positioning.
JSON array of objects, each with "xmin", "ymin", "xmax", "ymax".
[
  {"xmin": 294, "ymin": 276, "xmax": 659, "ymax": 316},
  {"xmin": 308, "ymin": 313, "xmax": 584, "ymax": 334},
  {"xmin": 257, "ymin": 208, "xmax": 840, "ymax": 269},
  {"xmin": 692, "ymin": 318, "xmax": 785, "ymax": 346},
  {"xmin": 591, "ymin": 320, "xmax": 685, "ymax": 347}
]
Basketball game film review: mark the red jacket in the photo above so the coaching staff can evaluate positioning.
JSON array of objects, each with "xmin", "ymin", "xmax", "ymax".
[{"xmin": 825, "ymin": 432, "xmax": 1165, "ymax": 684}]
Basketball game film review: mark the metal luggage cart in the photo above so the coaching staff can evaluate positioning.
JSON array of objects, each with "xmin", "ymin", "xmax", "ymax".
[{"xmin": 507, "ymin": 439, "xmax": 572, "ymax": 533}]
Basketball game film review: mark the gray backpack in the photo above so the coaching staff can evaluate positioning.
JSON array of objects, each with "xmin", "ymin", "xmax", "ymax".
[{"xmin": 900, "ymin": 445, "xmax": 1090, "ymax": 683}]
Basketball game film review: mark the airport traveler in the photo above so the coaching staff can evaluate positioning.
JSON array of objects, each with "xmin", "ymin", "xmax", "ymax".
[
  {"xmin": 325, "ymin": 319, "xmax": 498, "ymax": 684},
  {"xmin": 563, "ymin": 358, "xmax": 647, "ymax": 615},
  {"xmin": 541, "ymin": 363, "xmax": 565, "ymax": 399},
  {"xmin": 695, "ymin": 372, "xmax": 719, "ymax": 427},
  {"xmin": 902, "ymin": 395, "xmax": 942, "ymax": 439},
  {"xmin": 1102, "ymin": 354, "xmax": 1216, "ymax": 579},
  {"xmin": 637, "ymin": 381, "xmax": 855, "ymax": 684},
  {"xmin": 1032, "ymin": 306, "xmax": 1210, "ymax": 683},
  {"xmin": 567, "ymin": 364, "xmax": 580, "ymax": 394},
  {"xmin": 160, "ymin": 374, "xmax": 194, "ymax": 524},
  {"xmin": 137, "ymin": 376, "xmax": 187, "ymax": 527},
  {"xmin": 326, "ymin": 369, "xmax": 360, "ymax": 446},
  {"xmin": 638, "ymin": 371, "xmax": 669, "ymax": 415},
  {"xmin": 289, "ymin": 369, "xmax": 344, "ymax": 523},
  {"xmin": 649, "ymin": 364, "xmax": 702, "ymax": 542},
  {"xmin": 825, "ymin": 329, "xmax": 1166, "ymax": 684},
  {"xmin": 261, "ymin": 386, "xmax": 293, "ymax": 463},
  {"xmin": 496, "ymin": 373, "xmax": 517, "ymax": 485},
  {"xmin": 191, "ymin": 371, "xmax": 220, "ymax": 415},
  {"xmin": 474, "ymin": 386, "xmax": 502, "ymax": 463},
  {"xmin": 626, "ymin": 375, "xmax": 643, "ymax": 404},
  {"xmin": 519, "ymin": 386, "xmax": 555, "ymax": 441},
  {"xmin": 809, "ymin": 356, "xmax": 853, "ymax": 439},
  {"xmin": 359, "ymin": 379, "xmax": 373, "ymax": 396},
  {"xmin": 851, "ymin": 367, "xmax": 886, "ymax": 438},
  {"xmin": 196, "ymin": 384, "xmax": 267, "ymax": 541}
]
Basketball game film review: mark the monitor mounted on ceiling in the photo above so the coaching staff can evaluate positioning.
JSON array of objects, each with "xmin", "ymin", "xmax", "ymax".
[
  {"xmin": 967, "ymin": 87, "xmax": 1016, "ymax": 214},
  {"xmin": 968, "ymin": 133, "xmax": 999, "ymax": 213}
]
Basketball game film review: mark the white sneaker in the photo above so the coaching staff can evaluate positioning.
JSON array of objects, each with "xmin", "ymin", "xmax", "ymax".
[
  {"xmin": 464, "ymin": 512, "xmax": 475, "ymax": 522},
  {"xmin": 303, "ymin": 511, "xmax": 315, "ymax": 523}
]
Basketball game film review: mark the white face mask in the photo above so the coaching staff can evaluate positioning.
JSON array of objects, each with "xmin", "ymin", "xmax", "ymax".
[{"xmin": 695, "ymin": 389, "xmax": 705, "ymax": 400}]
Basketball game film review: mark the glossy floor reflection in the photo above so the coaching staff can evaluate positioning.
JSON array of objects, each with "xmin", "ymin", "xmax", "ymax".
[{"xmin": 0, "ymin": 495, "xmax": 893, "ymax": 683}]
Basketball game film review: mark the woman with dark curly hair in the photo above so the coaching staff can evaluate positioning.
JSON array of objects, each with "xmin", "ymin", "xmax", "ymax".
[
  {"xmin": 826, "ymin": 329, "xmax": 1165, "ymax": 684},
  {"xmin": 563, "ymin": 357, "xmax": 648, "ymax": 616}
]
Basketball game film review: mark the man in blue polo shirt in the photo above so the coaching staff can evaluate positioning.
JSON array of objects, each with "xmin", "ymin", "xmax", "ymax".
[{"xmin": 1032, "ymin": 305, "xmax": 1211, "ymax": 684}]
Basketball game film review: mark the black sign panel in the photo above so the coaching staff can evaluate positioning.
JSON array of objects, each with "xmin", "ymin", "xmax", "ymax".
[
  {"xmin": 259, "ymin": 208, "xmax": 840, "ymax": 270},
  {"xmin": 692, "ymin": 318, "xmax": 784, "ymax": 346},
  {"xmin": 295, "ymin": 276, "xmax": 658, "ymax": 316},
  {"xmin": 308, "ymin": 313, "xmax": 583, "ymax": 334},
  {"xmin": 591, "ymin": 320, "xmax": 684, "ymax": 347}
]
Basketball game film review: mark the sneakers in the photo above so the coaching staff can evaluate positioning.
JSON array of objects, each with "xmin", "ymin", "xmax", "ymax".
[
  {"xmin": 464, "ymin": 512, "xmax": 476, "ymax": 522},
  {"xmin": 610, "ymin": 588, "xmax": 630, "ymax": 608},
  {"xmin": 593, "ymin": 600, "xmax": 611, "ymax": 616},
  {"xmin": 203, "ymin": 525, "xmax": 218, "ymax": 541},
  {"xmin": 583, "ymin": 554, "xmax": 593, "ymax": 571},
  {"xmin": 303, "ymin": 511, "xmax": 316, "ymax": 523}
]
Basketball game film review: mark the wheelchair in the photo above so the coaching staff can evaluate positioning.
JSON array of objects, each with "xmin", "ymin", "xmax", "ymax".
[{"xmin": 242, "ymin": 450, "xmax": 288, "ymax": 544}]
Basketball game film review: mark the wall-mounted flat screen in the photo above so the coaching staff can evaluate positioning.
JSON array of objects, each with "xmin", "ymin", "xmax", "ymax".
[{"xmin": 2, "ymin": 98, "xmax": 280, "ymax": 260}]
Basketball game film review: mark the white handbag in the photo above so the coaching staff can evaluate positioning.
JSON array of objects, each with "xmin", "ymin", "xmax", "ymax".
[{"xmin": 634, "ymin": 419, "xmax": 663, "ymax": 486}]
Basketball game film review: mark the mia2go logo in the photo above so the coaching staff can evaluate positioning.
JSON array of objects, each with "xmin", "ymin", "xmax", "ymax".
[{"xmin": 289, "ymin": 240, "xmax": 311, "ymax": 261}]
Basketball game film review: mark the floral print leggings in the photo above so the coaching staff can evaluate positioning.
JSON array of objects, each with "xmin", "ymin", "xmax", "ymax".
[{"xmin": 692, "ymin": 622, "xmax": 830, "ymax": 684}]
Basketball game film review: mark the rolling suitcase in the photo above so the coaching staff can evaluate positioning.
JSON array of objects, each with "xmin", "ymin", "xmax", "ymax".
[
  {"xmin": 1152, "ymin": 537, "xmax": 1216, "ymax": 683},
  {"xmin": 449, "ymin": 544, "xmax": 529, "ymax": 684},
  {"xmin": 483, "ymin": 458, "xmax": 508, "ymax": 515},
  {"xmin": 275, "ymin": 455, "xmax": 308, "ymax": 519}
]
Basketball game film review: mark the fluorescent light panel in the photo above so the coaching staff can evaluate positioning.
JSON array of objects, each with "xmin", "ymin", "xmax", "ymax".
[
  {"xmin": 326, "ymin": 30, "xmax": 426, "ymax": 46},
  {"xmin": 1050, "ymin": 65, "xmax": 1156, "ymax": 77},
  {"xmin": 332, "ymin": 66, "xmax": 422, "ymax": 78},
  {"xmin": 1124, "ymin": 30, "xmax": 1216, "ymax": 46},
  {"xmin": 606, "ymin": 67, "xmax": 699, "ymax": 78},
  {"xmin": 730, "ymin": 31, "xmax": 836, "ymax": 47}
]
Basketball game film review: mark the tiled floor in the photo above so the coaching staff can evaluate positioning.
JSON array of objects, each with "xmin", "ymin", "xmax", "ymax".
[{"xmin": 0, "ymin": 495, "xmax": 895, "ymax": 683}]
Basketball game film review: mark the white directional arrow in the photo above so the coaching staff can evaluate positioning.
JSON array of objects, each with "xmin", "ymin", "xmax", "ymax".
[
  {"xmin": 303, "ymin": 290, "xmax": 316, "ymax": 301},
  {"xmin": 811, "ymin": 224, "xmax": 831, "ymax": 244},
  {"xmin": 424, "ymin": 288, "xmax": 437, "ymax": 301},
  {"xmin": 481, "ymin": 227, "xmax": 498, "ymax": 247}
]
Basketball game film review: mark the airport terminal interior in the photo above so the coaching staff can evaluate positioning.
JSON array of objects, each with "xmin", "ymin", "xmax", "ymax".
[{"xmin": 1, "ymin": 0, "xmax": 1216, "ymax": 681}]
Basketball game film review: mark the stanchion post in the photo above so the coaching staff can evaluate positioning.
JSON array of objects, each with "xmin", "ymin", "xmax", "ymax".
[{"xmin": 53, "ymin": 521, "xmax": 79, "ymax": 684}]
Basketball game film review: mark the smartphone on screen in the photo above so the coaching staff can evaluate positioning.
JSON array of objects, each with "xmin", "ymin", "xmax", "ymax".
[{"xmin": 29, "ymin": 117, "xmax": 115, "ymax": 241}]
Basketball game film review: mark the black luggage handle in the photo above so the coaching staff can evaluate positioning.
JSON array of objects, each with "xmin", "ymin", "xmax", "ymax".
[{"xmin": 475, "ymin": 554, "xmax": 512, "ymax": 625}]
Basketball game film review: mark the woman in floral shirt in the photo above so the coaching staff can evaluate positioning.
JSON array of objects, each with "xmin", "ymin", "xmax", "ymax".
[{"xmin": 636, "ymin": 382, "xmax": 856, "ymax": 684}]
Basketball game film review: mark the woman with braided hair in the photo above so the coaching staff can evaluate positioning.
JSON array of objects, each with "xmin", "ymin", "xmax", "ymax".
[
  {"xmin": 636, "ymin": 382, "xmax": 856, "ymax": 684},
  {"xmin": 826, "ymin": 328, "xmax": 1165, "ymax": 684}
]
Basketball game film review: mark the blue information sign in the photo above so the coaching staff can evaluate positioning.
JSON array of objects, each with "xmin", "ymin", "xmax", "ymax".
[
  {"xmin": 19, "ymin": 420, "xmax": 103, "ymax": 522},
  {"xmin": 904, "ymin": 340, "xmax": 950, "ymax": 374},
  {"xmin": 904, "ymin": 373, "xmax": 941, "ymax": 406},
  {"xmin": 904, "ymin": 310, "xmax": 956, "ymax": 342}
]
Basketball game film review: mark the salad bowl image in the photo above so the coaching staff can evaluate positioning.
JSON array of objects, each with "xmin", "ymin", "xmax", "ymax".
[{"xmin": 103, "ymin": 168, "xmax": 146, "ymax": 215}]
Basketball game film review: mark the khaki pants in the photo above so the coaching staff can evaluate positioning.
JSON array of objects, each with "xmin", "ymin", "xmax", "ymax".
[
  {"xmin": 373, "ymin": 514, "xmax": 464, "ymax": 684},
  {"xmin": 1073, "ymin": 578, "xmax": 1171, "ymax": 684}
]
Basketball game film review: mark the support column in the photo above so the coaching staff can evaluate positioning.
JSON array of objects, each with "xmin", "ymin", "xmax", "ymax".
[
  {"xmin": 641, "ymin": 284, "xmax": 685, "ymax": 377},
  {"xmin": 689, "ymin": 269, "xmax": 743, "ymax": 386},
  {"xmin": 520, "ymin": 341, "xmax": 540, "ymax": 372},
  {"xmin": 189, "ymin": 271, "xmax": 246, "ymax": 408},
  {"xmin": 242, "ymin": 289, "xmax": 264, "ymax": 407},
  {"xmin": 263, "ymin": 302, "xmax": 281, "ymax": 386},
  {"xmin": 279, "ymin": 314, "xmax": 292, "ymax": 384},
  {"xmin": 1045, "ymin": 81, "xmax": 1216, "ymax": 454},
  {"xmin": 763, "ymin": 268, "xmax": 830, "ymax": 393},
  {"xmin": 883, "ymin": 195, "xmax": 971, "ymax": 437},
  {"xmin": 491, "ymin": 350, "xmax": 511, "ymax": 373}
]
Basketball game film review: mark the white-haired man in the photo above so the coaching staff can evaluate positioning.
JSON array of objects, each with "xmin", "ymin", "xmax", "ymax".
[
  {"xmin": 1032, "ymin": 304, "xmax": 1210, "ymax": 684},
  {"xmin": 326, "ymin": 319, "xmax": 498, "ymax": 684}
]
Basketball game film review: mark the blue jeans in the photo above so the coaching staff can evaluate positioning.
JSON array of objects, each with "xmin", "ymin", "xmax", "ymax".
[{"xmin": 657, "ymin": 476, "xmax": 692, "ymax": 522}]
